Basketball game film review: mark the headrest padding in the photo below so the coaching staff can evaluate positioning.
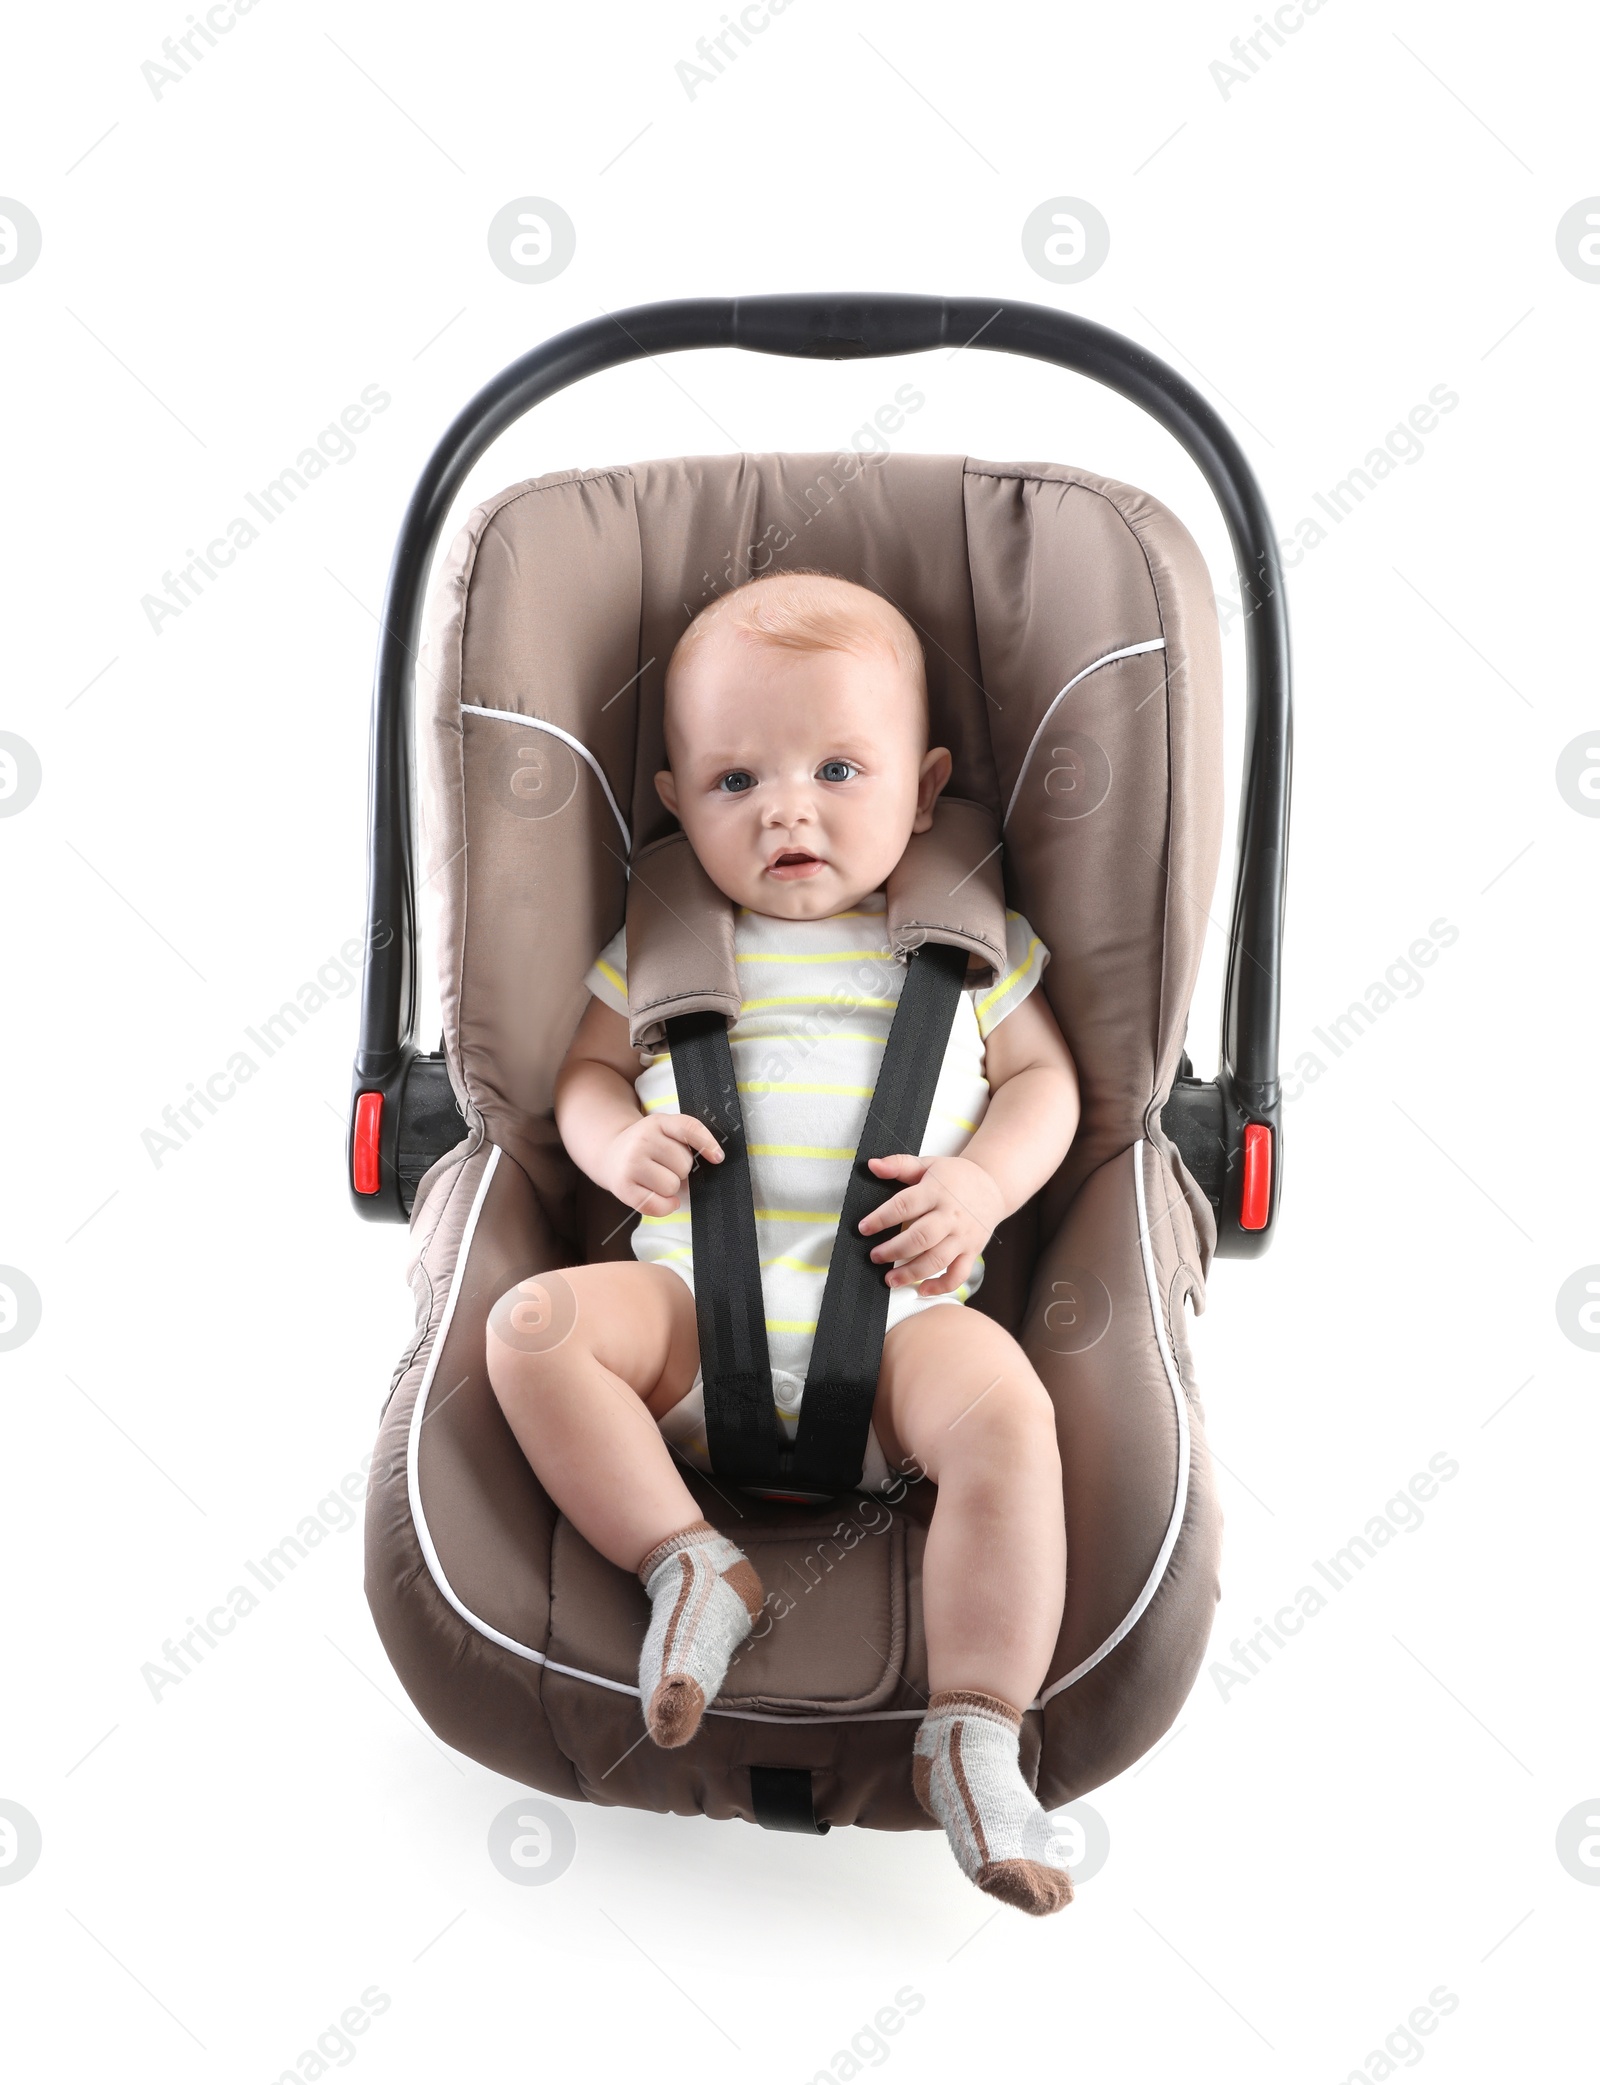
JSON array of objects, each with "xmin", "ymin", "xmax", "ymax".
[
  {"xmin": 624, "ymin": 831, "xmax": 739, "ymax": 1051},
  {"xmin": 883, "ymin": 796, "xmax": 1006, "ymax": 983}
]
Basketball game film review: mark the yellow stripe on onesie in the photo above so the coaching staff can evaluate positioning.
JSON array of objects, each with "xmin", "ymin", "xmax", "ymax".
[{"xmin": 582, "ymin": 893, "xmax": 1049, "ymax": 1480}]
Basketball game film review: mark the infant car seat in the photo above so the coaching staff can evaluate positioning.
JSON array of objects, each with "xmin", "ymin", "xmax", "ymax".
[{"xmin": 349, "ymin": 296, "xmax": 1291, "ymax": 1833}]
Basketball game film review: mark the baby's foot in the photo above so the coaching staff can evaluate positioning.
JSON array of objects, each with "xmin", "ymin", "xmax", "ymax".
[
  {"xmin": 636, "ymin": 1520, "xmax": 765, "ymax": 1747},
  {"xmin": 913, "ymin": 1689, "xmax": 1075, "ymax": 1916}
]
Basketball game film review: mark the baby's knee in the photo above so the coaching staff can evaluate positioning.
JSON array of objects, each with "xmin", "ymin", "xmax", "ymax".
[
  {"xmin": 973, "ymin": 1368, "xmax": 1060, "ymax": 1469},
  {"xmin": 485, "ymin": 1274, "xmax": 578, "ymax": 1395}
]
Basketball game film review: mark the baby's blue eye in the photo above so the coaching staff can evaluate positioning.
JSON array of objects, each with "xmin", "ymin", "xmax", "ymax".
[
  {"xmin": 717, "ymin": 770, "xmax": 756, "ymax": 794},
  {"xmin": 818, "ymin": 760, "xmax": 858, "ymax": 783}
]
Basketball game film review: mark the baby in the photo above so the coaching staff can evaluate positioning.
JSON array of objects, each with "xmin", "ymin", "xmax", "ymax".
[{"xmin": 485, "ymin": 571, "xmax": 1082, "ymax": 1915}]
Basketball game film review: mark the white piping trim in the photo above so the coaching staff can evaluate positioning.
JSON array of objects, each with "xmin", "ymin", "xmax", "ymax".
[
  {"xmin": 404, "ymin": 1138, "xmax": 1190, "ymax": 1725},
  {"xmin": 1035, "ymin": 1139, "xmax": 1192, "ymax": 1707},
  {"xmin": 1001, "ymin": 639, "xmax": 1167, "ymax": 831},
  {"xmin": 405, "ymin": 1146, "xmax": 523, "ymax": 1644},
  {"xmin": 460, "ymin": 704, "xmax": 631, "ymax": 854}
]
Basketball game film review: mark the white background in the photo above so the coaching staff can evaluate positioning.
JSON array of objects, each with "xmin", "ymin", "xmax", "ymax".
[{"xmin": 2, "ymin": 1, "xmax": 1597, "ymax": 2078}]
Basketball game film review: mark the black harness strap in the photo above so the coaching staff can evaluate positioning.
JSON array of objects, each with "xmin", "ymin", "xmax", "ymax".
[
  {"xmin": 791, "ymin": 939, "xmax": 969, "ymax": 1491},
  {"xmin": 662, "ymin": 1010, "xmax": 787, "ymax": 1483},
  {"xmin": 665, "ymin": 939, "xmax": 970, "ymax": 1497}
]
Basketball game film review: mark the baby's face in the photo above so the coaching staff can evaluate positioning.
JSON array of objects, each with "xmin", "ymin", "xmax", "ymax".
[{"xmin": 656, "ymin": 635, "xmax": 950, "ymax": 919}]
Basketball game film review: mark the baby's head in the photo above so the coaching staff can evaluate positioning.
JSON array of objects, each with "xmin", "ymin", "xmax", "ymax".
[{"xmin": 655, "ymin": 570, "xmax": 951, "ymax": 919}]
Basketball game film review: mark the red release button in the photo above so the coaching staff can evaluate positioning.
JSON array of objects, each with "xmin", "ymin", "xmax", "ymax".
[
  {"xmin": 352, "ymin": 1091, "xmax": 383, "ymax": 1195},
  {"xmin": 1239, "ymin": 1121, "xmax": 1271, "ymax": 1229}
]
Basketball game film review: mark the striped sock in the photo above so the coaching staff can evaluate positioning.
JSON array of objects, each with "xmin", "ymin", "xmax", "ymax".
[
  {"xmin": 913, "ymin": 1689, "xmax": 1075, "ymax": 1916},
  {"xmin": 636, "ymin": 1520, "xmax": 765, "ymax": 1748}
]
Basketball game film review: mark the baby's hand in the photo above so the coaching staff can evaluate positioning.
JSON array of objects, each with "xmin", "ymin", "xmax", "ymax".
[
  {"xmin": 858, "ymin": 1153, "xmax": 1006, "ymax": 1296},
  {"xmin": 603, "ymin": 1113, "xmax": 724, "ymax": 1217}
]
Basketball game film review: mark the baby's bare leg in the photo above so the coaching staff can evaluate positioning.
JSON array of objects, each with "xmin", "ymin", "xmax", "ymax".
[
  {"xmin": 485, "ymin": 1261, "xmax": 704, "ymax": 1574},
  {"xmin": 874, "ymin": 1306, "xmax": 1072, "ymax": 1914},
  {"xmin": 487, "ymin": 1261, "xmax": 765, "ymax": 1748},
  {"xmin": 873, "ymin": 1304, "xmax": 1066, "ymax": 1706}
]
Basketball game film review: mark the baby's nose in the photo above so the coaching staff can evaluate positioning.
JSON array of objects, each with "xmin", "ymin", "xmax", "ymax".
[{"xmin": 763, "ymin": 778, "xmax": 817, "ymax": 824}]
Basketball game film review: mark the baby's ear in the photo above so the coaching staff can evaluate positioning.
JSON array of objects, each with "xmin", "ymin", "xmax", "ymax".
[
  {"xmin": 912, "ymin": 746, "xmax": 953, "ymax": 831},
  {"xmin": 654, "ymin": 768, "xmax": 679, "ymax": 817}
]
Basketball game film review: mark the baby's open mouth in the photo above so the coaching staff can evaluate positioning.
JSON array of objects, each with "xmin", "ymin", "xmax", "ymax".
[{"xmin": 767, "ymin": 848, "xmax": 825, "ymax": 880}]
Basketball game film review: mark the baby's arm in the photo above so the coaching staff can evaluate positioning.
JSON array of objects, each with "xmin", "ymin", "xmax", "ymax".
[
  {"xmin": 554, "ymin": 996, "xmax": 723, "ymax": 1216},
  {"xmin": 859, "ymin": 987, "xmax": 1080, "ymax": 1295}
]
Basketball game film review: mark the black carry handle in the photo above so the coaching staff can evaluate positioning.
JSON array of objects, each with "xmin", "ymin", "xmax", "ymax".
[{"xmin": 349, "ymin": 295, "xmax": 1290, "ymax": 1253}]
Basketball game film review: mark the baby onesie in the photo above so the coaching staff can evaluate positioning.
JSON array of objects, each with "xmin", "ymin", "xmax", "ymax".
[{"xmin": 584, "ymin": 891, "xmax": 1048, "ymax": 1492}]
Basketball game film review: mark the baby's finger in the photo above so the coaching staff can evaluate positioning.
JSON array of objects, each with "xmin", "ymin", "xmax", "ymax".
[
  {"xmin": 660, "ymin": 1114, "xmax": 725, "ymax": 1166},
  {"xmin": 631, "ymin": 1186, "xmax": 681, "ymax": 1217},
  {"xmin": 873, "ymin": 1214, "xmax": 955, "ymax": 1268},
  {"xmin": 632, "ymin": 1157, "xmax": 685, "ymax": 1202},
  {"xmin": 646, "ymin": 1135, "xmax": 696, "ymax": 1184},
  {"xmin": 867, "ymin": 1200, "xmax": 948, "ymax": 1258},
  {"xmin": 859, "ymin": 1180, "xmax": 938, "ymax": 1236},
  {"xmin": 917, "ymin": 1252, "xmax": 974, "ymax": 1297},
  {"xmin": 867, "ymin": 1153, "xmax": 927, "ymax": 1182},
  {"xmin": 886, "ymin": 1246, "xmax": 956, "ymax": 1289}
]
